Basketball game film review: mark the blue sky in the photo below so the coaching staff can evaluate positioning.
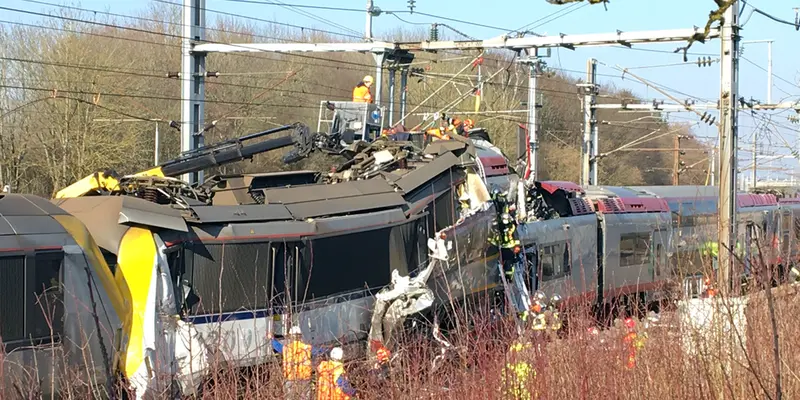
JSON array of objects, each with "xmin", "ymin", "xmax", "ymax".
[{"xmin": 6, "ymin": 0, "xmax": 800, "ymax": 183}]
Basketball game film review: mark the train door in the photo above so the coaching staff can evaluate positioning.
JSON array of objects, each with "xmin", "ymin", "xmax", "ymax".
[
  {"xmin": 523, "ymin": 244, "xmax": 539, "ymax": 292},
  {"xmin": 651, "ymin": 229, "xmax": 668, "ymax": 281},
  {"xmin": 270, "ymin": 241, "xmax": 304, "ymax": 334},
  {"xmin": 744, "ymin": 221, "xmax": 759, "ymax": 277}
]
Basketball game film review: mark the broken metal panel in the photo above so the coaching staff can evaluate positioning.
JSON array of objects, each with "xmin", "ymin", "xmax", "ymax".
[
  {"xmin": 54, "ymin": 197, "xmax": 133, "ymax": 254},
  {"xmin": 245, "ymin": 171, "xmax": 320, "ymax": 189},
  {"xmin": 118, "ymin": 198, "xmax": 188, "ymax": 232},
  {"xmin": 225, "ymin": 220, "xmax": 316, "ymax": 238},
  {"xmin": 422, "ymin": 141, "xmax": 467, "ymax": 156},
  {"xmin": 210, "ymin": 176, "xmax": 257, "ymax": 206},
  {"xmin": 285, "ymin": 193, "xmax": 407, "ymax": 220},
  {"xmin": 261, "ymin": 179, "xmax": 397, "ymax": 204},
  {"xmin": 191, "ymin": 204, "xmax": 293, "ymax": 223},
  {"xmin": 313, "ymin": 209, "xmax": 409, "ymax": 236},
  {"xmin": 395, "ymin": 152, "xmax": 460, "ymax": 194}
]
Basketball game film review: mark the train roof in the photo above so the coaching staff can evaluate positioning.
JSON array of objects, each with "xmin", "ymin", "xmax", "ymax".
[
  {"xmin": 0, "ymin": 194, "xmax": 72, "ymax": 236},
  {"xmin": 627, "ymin": 185, "xmax": 720, "ymax": 199}
]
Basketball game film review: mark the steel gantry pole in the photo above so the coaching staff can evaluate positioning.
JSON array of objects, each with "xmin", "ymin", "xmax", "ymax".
[
  {"xmin": 366, "ymin": 0, "xmax": 373, "ymax": 40},
  {"xmin": 521, "ymin": 54, "xmax": 542, "ymax": 182},
  {"xmin": 718, "ymin": 0, "xmax": 740, "ymax": 297},
  {"xmin": 181, "ymin": 0, "xmax": 206, "ymax": 185},
  {"xmin": 580, "ymin": 59, "xmax": 598, "ymax": 186},
  {"xmin": 388, "ymin": 67, "xmax": 396, "ymax": 124}
]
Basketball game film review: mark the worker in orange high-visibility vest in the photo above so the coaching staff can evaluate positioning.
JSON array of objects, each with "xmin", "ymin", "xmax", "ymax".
[
  {"xmin": 271, "ymin": 326, "xmax": 327, "ymax": 400},
  {"xmin": 317, "ymin": 347, "xmax": 357, "ymax": 400},
  {"xmin": 352, "ymin": 75, "xmax": 374, "ymax": 103},
  {"xmin": 621, "ymin": 318, "xmax": 646, "ymax": 370}
]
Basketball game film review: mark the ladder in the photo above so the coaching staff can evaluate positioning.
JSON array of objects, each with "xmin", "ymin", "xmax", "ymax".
[{"xmin": 496, "ymin": 256, "xmax": 532, "ymax": 318}]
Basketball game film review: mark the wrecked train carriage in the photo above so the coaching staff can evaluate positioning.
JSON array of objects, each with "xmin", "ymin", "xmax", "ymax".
[
  {"xmin": 51, "ymin": 137, "xmax": 505, "ymax": 395},
  {"xmin": 0, "ymin": 194, "xmax": 129, "ymax": 397}
]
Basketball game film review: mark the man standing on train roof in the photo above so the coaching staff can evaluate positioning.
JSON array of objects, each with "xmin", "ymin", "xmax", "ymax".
[
  {"xmin": 270, "ymin": 325, "xmax": 328, "ymax": 400},
  {"xmin": 352, "ymin": 75, "xmax": 374, "ymax": 103}
]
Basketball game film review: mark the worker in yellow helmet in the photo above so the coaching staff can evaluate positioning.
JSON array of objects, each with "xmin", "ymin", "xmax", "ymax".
[
  {"xmin": 352, "ymin": 75, "xmax": 374, "ymax": 103},
  {"xmin": 317, "ymin": 347, "xmax": 357, "ymax": 400},
  {"xmin": 270, "ymin": 326, "xmax": 327, "ymax": 400}
]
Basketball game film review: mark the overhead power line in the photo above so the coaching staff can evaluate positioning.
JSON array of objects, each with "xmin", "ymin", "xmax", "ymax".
[
  {"xmin": 0, "ymin": 5, "xmax": 383, "ymax": 70},
  {"xmin": 743, "ymin": 2, "xmax": 799, "ymax": 28},
  {"xmin": 21, "ymin": 0, "xmax": 359, "ymax": 42},
  {"xmin": 220, "ymin": 0, "xmax": 520, "ymax": 33},
  {"xmin": 148, "ymin": 0, "xmax": 364, "ymax": 39}
]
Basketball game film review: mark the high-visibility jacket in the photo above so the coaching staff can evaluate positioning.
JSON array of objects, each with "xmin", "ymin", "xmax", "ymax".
[
  {"xmin": 282, "ymin": 340, "xmax": 313, "ymax": 380},
  {"xmin": 271, "ymin": 338, "xmax": 326, "ymax": 380},
  {"xmin": 317, "ymin": 360, "xmax": 356, "ymax": 400},
  {"xmin": 352, "ymin": 84, "xmax": 373, "ymax": 103},
  {"xmin": 501, "ymin": 360, "xmax": 536, "ymax": 399}
]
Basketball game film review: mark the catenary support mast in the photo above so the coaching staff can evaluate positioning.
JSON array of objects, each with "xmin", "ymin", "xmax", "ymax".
[
  {"xmin": 718, "ymin": 0, "xmax": 740, "ymax": 297},
  {"xmin": 181, "ymin": 0, "xmax": 205, "ymax": 185}
]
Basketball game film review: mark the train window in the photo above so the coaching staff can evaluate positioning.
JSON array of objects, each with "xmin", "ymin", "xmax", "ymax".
[
  {"xmin": 541, "ymin": 243, "xmax": 567, "ymax": 281},
  {"xmin": 655, "ymin": 244, "xmax": 664, "ymax": 276},
  {"xmin": 186, "ymin": 242, "xmax": 271, "ymax": 315},
  {"xmin": 782, "ymin": 234, "xmax": 790, "ymax": 259},
  {"xmin": 0, "ymin": 256, "xmax": 25, "ymax": 342},
  {"xmin": 29, "ymin": 252, "xmax": 64, "ymax": 341},
  {"xmin": 795, "ymin": 217, "xmax": 800, "ymax": 241},
  {"xmin": 563, "ymin": 243, "xmax": 571, "ymax": 275},
  {"xmin": 433, "ymin": 189, "xmax": 456, "ymax": 232},
  {"xmin": 672, "ymin": 249, "xmax": 704, "ymax": 276},
  {"xmin": 783, "ymin": 212, "xmax": 793, "ymax": 234},
  {"xmin": 620, "ymin": 233, "xmax": 651, "ymax": 267},
  {"xmin": 523, "ymin": 246, "xmax": 538, "ymax": 290}
]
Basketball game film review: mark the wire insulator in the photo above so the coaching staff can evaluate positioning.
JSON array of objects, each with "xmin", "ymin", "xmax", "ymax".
[{"xmin": 430, "ymin": 24, "xmax": 439, "ymax": 41}]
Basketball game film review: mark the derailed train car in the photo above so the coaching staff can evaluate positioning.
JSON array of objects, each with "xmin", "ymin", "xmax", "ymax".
[
  {"xmin": 52, "ymin": 132, "xmax": 514, "ymax": 397},
  {"xmin": 0, "ymin": 194, "xmax": 130, "ymax": 397},
  {"xmin": 519, "ymin": 182, "xmax": 799, "ymax": 319}
]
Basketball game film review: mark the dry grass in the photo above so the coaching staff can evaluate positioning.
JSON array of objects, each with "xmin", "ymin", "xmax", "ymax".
[{"xmin": 4, "ymin": 282, "xmax": 800, "ymax": 399}]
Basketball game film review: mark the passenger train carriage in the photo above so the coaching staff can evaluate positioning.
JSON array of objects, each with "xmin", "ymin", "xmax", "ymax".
[
  {"xmin": 51, "ymin": 133, "xmax": 516, "ymax": 398},
  {"xmin": 0, "ymin": 194, "xmax": 129, "ymax": 397},
  {"xmin": 520, "ymin": 182, "xmax": 800, "ymax": 319}
]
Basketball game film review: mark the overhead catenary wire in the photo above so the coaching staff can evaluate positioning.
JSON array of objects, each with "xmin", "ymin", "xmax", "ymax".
[
  {"xmin": 0, "ymin": 3, "xmax": 712, "ymax": 145},
  {"xmin": 20, "ymin": 0, "xmax": 359, "ymax": 43},
  {"xmin": 742, "ymin": 2, "xmax": 799, "ymax": 28},
  {"xmin": 0, "ymin": 5, "xmax": 382, "ymax": 71}
]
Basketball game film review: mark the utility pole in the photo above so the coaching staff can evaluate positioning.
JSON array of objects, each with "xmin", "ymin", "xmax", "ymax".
[
  {"xmin": 673, "ymin": 134, "xmax": 682, "ymax": 185},
  {"xmin": 181, "ymin": 0, "xmax": 205, "ymax": 185},
  {"xmin": 752, "ymin": 131, "xmax": 758, "ymax": 190},
  {"xmin": 520, "ymin": 53, "xmax": 543, "ymax": 182},
  {"xmin": 710, "ymin": 146, "xmax": 716, "ymax": 186},
  {"xmin": 718, "ymin": 0, "xmax": 740, "ymax": 297},
  {"xmin": 365, "ymin": 0, "xmax": 373, "ymax": 40},
  {"xmin": 580, "ymin": 59, "xmax": 598, "ymax": 186}
]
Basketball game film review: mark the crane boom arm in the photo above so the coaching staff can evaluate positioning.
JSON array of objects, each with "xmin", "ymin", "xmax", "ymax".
[{"xmin": 55, "ymin": 123, "xmax": 316, "ymax": 199}]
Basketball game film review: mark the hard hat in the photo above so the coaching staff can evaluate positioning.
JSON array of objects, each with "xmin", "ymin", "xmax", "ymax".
[
  {"xmin": 533, "ymin": 291, "xmax": 546, "ymax": 303},
  {"xmin": 464, "ymin": 118, "xmax": 474, "ymax": 128},
  {"xmin": 363, "ymin": 75, "xmax": 374, "ymax": 85},
  {"xmin": 550, "ymin": 294, "xmax": 562, "ymax": 306},
  {"xmin": 330, "ymin": 347, "xmax": 344, "ymax": 361},
  {"xmin": 624, "ymin": 318, "xmax": 635, "ymax": 329},
  {"xmin": 289, "ymin": 326, "xmax": 302, "ymax": 335}
]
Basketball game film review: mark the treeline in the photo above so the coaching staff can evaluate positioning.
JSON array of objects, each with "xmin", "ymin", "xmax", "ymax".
[{"xmin": 0, "ymin": 2, "xmax": 710, "ymax": 197}]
